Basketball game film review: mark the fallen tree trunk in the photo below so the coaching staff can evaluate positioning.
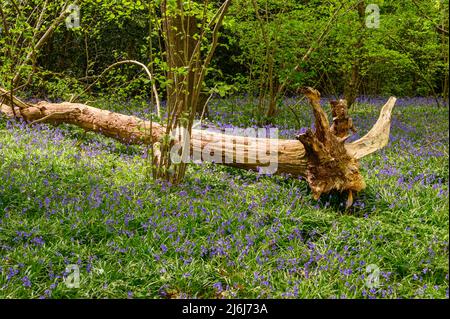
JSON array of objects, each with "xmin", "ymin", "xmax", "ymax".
[{"xmin": 0, "ymin": 87, "xmax": 397, "ymax": 205}]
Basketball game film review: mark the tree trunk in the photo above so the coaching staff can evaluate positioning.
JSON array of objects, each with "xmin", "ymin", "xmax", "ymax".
[
  {"xmin": 0, "ymin": 87, "xmax": 397, "ymax": 205},
  {"xmin": 344, "ymin": 0, "xmax": 365, "ymax": 108},
  {"xmin": 161, "ymin": 2, "xmax": 202, "ymax": 117}
]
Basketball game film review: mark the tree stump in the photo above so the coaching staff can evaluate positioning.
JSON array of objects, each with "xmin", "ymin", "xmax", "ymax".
[{"xmin": 296, "ymin": 87, "xmax": 365, "ymax": 208}]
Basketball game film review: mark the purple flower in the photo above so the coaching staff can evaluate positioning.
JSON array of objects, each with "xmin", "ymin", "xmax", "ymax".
[
  {"xmin": 7, "ymin": 268, "xmax": 19, "ymax": 281},
  {"xmin": 22, "ymin": 276, "xmax": 31, "ymax": 288},
  {"xmin": 31, "ymin": 236, "xmax": 45, "ymax": 246},
  {"xmin": 213, "ymin": 282, "xmax": 223, "ymax": 292}
]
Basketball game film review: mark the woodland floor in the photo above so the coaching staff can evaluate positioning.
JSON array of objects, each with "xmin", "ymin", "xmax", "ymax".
[{"xmin": 0, "ymin": 96, "xmax": 448, "ymax": 298}]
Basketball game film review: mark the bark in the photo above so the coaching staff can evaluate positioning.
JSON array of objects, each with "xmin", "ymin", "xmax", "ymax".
[
  {"xmin": 297, "ymin": 88, "xmax": 363, "ymax": 207},
  {"xmin": 330, "ymin": 99, "xmax": 357, "ymax": 138},
  {"xmin": 161, "ymin": 2, "xmax": 202, "ymax": 116},
  {"xmin": 343, "ymin": 0, "xmax": 365, "ymax": 108},
  {"xmin": 0, "ymin": 87, "xmax": 397, "ymax": 205}
]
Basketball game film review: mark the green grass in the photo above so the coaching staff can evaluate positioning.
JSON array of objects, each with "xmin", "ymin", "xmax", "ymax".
[{"xmin": 0, "ymin": 99, "xmax": 448, "ymax": 299}]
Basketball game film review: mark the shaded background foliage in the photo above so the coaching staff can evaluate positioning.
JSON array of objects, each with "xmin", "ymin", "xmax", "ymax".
[{"xmin": 1, "ymin": 0, "xmax": 447, "ymax": 104}]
